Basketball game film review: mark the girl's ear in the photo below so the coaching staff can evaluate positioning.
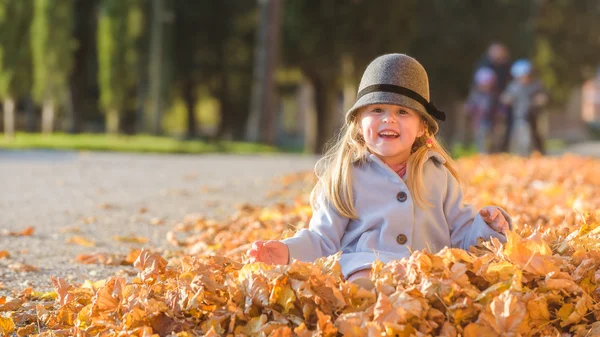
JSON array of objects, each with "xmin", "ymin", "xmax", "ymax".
[{"xmin": 417, "ymin": 120, "xmax": 426, "ymax": 138}]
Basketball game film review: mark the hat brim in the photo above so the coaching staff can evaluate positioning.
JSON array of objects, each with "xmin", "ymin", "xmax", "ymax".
[{"xmin": 346, "ymin": 91, "xmax": 439, "ymax": 135}]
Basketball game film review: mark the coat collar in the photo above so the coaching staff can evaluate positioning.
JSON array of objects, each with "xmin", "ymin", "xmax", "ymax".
[{"xmin": 366, "ymin": 150, "xmax": 446, "ymax": 167}]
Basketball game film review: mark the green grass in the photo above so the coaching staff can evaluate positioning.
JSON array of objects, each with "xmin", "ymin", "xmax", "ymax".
[
  {"xmin": 451, "ymin": 138, "xmax": 567, "ymax": 158},
  {"xmin": 0, "ymin": 133, "xmax": 280, "ymax": 154}
]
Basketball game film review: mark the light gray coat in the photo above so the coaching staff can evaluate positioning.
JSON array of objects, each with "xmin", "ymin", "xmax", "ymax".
[{"xmin": 282, "ymin": 151, "xmax": 512, "ymax": 278}]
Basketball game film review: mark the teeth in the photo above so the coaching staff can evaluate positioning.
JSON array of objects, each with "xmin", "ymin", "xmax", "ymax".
[{"xmin": 379, "ymin": 131, "xmax": 399, "ymax": 136}]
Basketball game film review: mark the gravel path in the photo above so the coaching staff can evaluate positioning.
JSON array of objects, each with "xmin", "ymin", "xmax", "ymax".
[{"xmin": 0, "ymin": 150, "xmax": 318, "ymax": 294}]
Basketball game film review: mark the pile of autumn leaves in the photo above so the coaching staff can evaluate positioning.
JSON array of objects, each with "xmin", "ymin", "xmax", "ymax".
[{"xmin": 2, "ymin": 154, "xmax": 600, "ymax": 336}]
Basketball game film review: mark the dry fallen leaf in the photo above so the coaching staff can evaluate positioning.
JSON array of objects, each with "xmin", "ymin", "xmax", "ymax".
[
  {"xmin": 3, "ymin": 154, "xmax": 600, "ymax": 336},
  {"xmin": 8, "ymin": 263, "xmax": 39, "ymax": 273},
  {"xmin": 113, "ymin": 235, "xmax": 149, "ymax": 244},
  {"xmin": 2, "ymin": 226, "xmax": 35, "ymax": 237},
  {"xmin": 66, "ymin": 235, "xmax": 96, "ymax": 247},
  {"xmin": 0, "ymin": 316, "xmax": 15, "ymax": 335}
]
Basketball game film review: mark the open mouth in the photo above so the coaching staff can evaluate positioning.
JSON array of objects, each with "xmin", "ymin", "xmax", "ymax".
[{"xmin": 378, "ymin": 130, "xmax": 399, "ymax": 139}]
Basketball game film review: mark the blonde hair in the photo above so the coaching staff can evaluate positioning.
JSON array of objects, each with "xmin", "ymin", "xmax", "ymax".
[{"xmin": 310, "ymin": 112, "xmax": 461, "ymax": 220}]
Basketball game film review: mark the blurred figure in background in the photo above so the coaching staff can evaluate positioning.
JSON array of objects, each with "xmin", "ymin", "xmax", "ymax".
[
  {"xmin": 501, "ymin": 59, "xmax": 549, "ymax": 156},
  {"xmin": 465, "ymin": 67, "xmax": 498, "ymax": 154},
  {"xmin": 475, "ymin": 43, "xmax": 513, "ymax": 152}
]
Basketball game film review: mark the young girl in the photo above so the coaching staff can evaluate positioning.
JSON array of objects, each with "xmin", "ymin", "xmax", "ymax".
[
  {"xmin": 247, "ymin": 54, "xmax": 511, "ymax": 287},
  {"xmin": 465, "ymin": 67, "xmax": 499, "ymax": 154}
]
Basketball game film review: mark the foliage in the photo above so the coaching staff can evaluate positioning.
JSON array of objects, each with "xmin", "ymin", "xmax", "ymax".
[
  {"xmin": 97, "ymin": 0, "xmax": 144, "ymax": 120},
  {"xmin": 30, "ymin": 0, "xmax": 74, "ymax": 105},
  {"xmin": 1, "ymin": 154, "xmax": 600, "ymax": 335},
  {"xmin": 0, "ymin": 0, "xmax": 32, "ymax": 99}
]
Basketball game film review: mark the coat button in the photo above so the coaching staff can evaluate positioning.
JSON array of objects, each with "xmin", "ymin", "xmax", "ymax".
[
  {"xmin": 397, "ymin": 234, "xmax": 408, "ymax": 245},
  {"xmin": 397, "ymin": 191, "xmax": 407, "ymax": 202}
]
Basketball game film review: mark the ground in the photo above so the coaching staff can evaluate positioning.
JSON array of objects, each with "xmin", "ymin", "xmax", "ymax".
[
  {"xmin": 0, "ymin": 150, "xmax": 318, "ymax": 294},
  {"xmin": 2, "ymin": 141, "xmax": 599, "ymax": 295}
]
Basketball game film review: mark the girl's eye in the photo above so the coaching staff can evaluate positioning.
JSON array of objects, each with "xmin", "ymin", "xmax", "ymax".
[
  {"xmin": 397, "ymin": 109, "xmax": 408, "ymax": 115},
  {"xmin": 373, "ymin": 108, "xmax": 383, "ymax": 113}
]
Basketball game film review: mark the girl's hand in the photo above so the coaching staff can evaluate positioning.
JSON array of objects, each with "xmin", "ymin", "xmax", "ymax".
[
  {"xmin": 247, "ymin": 240, "xmax": 289, "ymax": 265},
  {"xmin": 480, "ymin": 207, "xmax": 509, "ymax": 234}
]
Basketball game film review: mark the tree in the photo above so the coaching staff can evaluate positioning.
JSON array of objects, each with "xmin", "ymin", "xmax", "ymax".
[
  {"xmin": 533, "ymin": 0, "xmax": 600, "ymax": 101},
  {"xmin": 282, "ymin": 0, "xmax": 419, "ymax": 152},
  {"xmin": 174, "ymin": 0, "xmax": 254, "ymax": 141},
  {"xmin": 30, "ymin": 0, "xmax": 75, "ymax": 134},
  {"xmin": 172, "ymin": 0, "xmax": 205, "ymax": 139},
  {"xmin": 97, "ymin": 0, "xmax": 144, "ymax": 134},
  {"xmin": 282, "ymin": 0, "xmax": 538, "ymax": 151},
  {"xmin": 247, "ymin": 0, "xmax": 282, "ymax": 144},
  {"xmin": 68, "ymin": 0, "xmax": 99, "ymax": 133},
  {"xmin": 0, "ymin": 1, "xmax": 33, "ymax": 138}
]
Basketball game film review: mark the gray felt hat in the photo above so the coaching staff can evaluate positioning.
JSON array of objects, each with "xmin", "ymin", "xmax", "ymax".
[{"xmin": 346, "ymin": 53, "xmax": 446, "ymax": 135}]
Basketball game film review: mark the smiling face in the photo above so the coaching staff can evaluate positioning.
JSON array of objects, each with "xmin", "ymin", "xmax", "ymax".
[{"xmin": 358, "ymin": 104, "xmax": 425, "ymax": 166}]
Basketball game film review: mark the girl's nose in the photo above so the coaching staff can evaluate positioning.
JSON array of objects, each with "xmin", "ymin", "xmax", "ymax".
[{"xmin": 382, "ymin": 111, "xmax": 396, "ymax": 123}]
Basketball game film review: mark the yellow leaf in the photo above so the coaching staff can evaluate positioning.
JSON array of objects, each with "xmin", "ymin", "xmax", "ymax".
[
  {"xmin": 557, "ymin": 303, "xmax": 574, "ymax": 322},
  {"xmin": 483, "ymin": 261, "xmax": 521, "ymax": 283},
  {"xmin": 269, "ymin": 278, "xmax": 296, "ymax": 314},
  {"xmin": 383, "ymin": 322, "xmax": 417, "ymax": 337},
  {"xmin": 503, "ymin": 230, "xmax": 559, "ymax": 276},
  {"xmin": 0, "ymin": 316, "xmax": 15, "ymax": 335},
  {"xmin": 561, "ymin": 296, "xmax": 592, "ymax": 327},
  {"xmin": 490, "ymin": 290, "xmax": 527, "ymax": 333},
  {"xmin": 526, "ymin": 295, "xmax": 550, "ymax": 324},
  {"xmin": 31, "ymin": 291, "xmax": 58, "ymax": 301},
  {"xmin": 316, "ymin": 309, "xmax": 337, "ymax": 337},
  {"xmin": 234, "ymin": 314, "xmax": 267, "ymax": 335},
  {"xmin": 75, "ymin": 304, "xmax": 92, "ymax": 329}
]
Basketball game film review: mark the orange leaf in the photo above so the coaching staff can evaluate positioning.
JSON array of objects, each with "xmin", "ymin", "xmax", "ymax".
[
  {"xmin": 114, "ymin": 235, "xmax": 149, "ymax": 244},
  {"xmin": 66, "ymin": 235, "xmax": 96, "ymax": 247},
  {"xmin": 8, "ymin": 263, "xmax": 39, "ymax": 272}
]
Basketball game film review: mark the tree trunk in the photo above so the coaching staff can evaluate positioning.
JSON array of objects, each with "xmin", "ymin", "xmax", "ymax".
[
  {"xmin": 232, "ymin": 91, "xmax": 251, "ymax": 141},
  {"xmin": 247, "ymin": 0, "xmax": 281, "ymax": 144},
  {"xmin": 24, "ymin": 96, "xmax": 36, "ymax": 132},
  {"xmin": 216, "ymin": 85, "xmax": 232, "ymax": 141},
  {"xmin": 3, "ymin": 98, "xmax": 16, "ymax": 139},
  {"xmin": 69, "ymin": 0, "xmax": 97, "ymax": 133},
  {"xmin": 64, "ymin": 89, "xmax": 76, "ymax": 133},
  {"xmin": 299, "ymin": 81, "xmax": 317, "ymax": 154},
  {"xmin": 106, "ymin": 108, "xmax": 120, "ymax": 134},
  {"xmin": 183, "ymin": 78, "xmax": 197, "ymax": 139},
  {"xmin": 305, "ymin": 70, "xmax": 338, "ymax": 154},
  {"xmin": 149, "ymin": 0, "xmax": 164, "ymax": 135},
  {"xmin": 41, "ymin": 99, "xmax": 55, "ymax": 134}
]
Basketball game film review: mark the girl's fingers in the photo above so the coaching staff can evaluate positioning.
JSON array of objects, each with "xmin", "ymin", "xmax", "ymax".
[
  {"xmin": 480, "ymin": 207, "xmax": 499, "ymax": 224},
  {"xmin": 252, "ymin": 241, "xmax": 264, "ymax": 250}
]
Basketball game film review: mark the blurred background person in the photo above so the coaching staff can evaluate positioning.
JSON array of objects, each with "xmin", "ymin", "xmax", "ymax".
[
  {"xmin": 465, "ymin": 67, "xmax": 498, "ymax": 154},
  {"xmin": 474, "ymin": 43, "xmax": 513, "ymax": 152},
  {"xmin": 501, "ymin": 59, "xmax": 549, "ymax": 156}
]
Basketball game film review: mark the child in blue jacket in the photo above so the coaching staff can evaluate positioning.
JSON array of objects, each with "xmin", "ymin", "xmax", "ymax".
[{"xmin": 248, "ymin": 54, "xmax": 511, "ymax": 287}]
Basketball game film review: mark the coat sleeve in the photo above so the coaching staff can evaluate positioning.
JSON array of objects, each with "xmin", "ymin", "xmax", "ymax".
[
  {"xmin": 500, "ymin": 82, "xmax": 517, "ymax": 106},
  {"xmin": 442, "ymin": 167, "xmax": 513, "ymax": 250},
  {"xmin": 281, "ymin": 193, "xmax": 350, "ymax": 263}
]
